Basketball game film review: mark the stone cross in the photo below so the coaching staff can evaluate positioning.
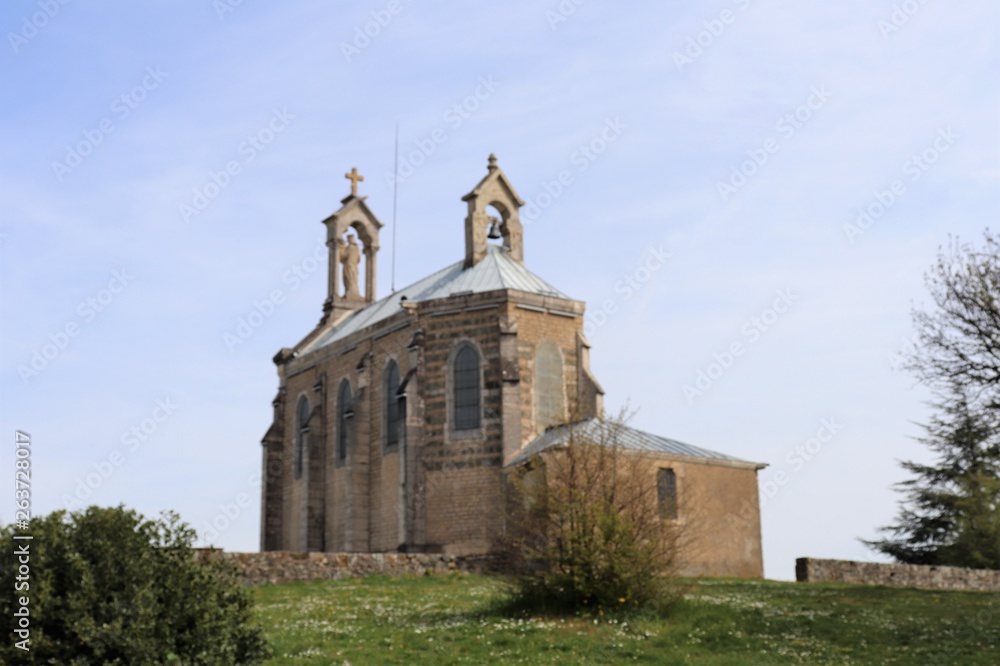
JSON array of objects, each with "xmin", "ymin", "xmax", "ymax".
[{"xmin": 345, "ymin": 167, "xmax": 364, "ymax": 196}]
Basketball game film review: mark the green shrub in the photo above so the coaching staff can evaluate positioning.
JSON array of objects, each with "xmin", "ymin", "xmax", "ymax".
[
  {"xmin": 0, "ymin": 506, "xmax": 269, "ymax": 665},
  {"xmin": 496, "ymin": 417, "xmax": 687, "ymax": 615}
]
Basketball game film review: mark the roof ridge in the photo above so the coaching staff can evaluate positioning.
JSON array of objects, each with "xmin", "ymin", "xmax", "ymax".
[
  {"xmin": 306, "ymin": 248, "xmax": 573, "ymax": 352},
  {"xmin": 509, "ymin": 418, "xmax": 759, "ymax": 468}
]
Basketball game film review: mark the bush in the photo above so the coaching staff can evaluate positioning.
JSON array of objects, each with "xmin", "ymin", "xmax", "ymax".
[
  {"xmin": 0, "ymin": 506, "xmax": 269, "ymax": 665},
  {"xmin": 496, "ymin": 416, "xmax": 687, "ymax": 615}
]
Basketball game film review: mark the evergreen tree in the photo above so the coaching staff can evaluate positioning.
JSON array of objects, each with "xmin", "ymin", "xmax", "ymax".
[
  {"xmin": 866, "ymin": 230, "xmax": 1000, "ymax": 569},
  {"xmin": 866, "ymin": 392, "xmax": 1000, "ymax": 569}
]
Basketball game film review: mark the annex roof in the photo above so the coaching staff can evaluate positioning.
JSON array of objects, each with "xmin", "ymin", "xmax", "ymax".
[
  {"xmin": 509, "ymin": 418, "xmax": 762, "ymax": 468},
  {"xmin": 306, "ymin": 245, "xmax": 571, "ymax": 352}
]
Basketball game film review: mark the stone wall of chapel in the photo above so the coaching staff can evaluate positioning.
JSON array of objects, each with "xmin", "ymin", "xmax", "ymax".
[
  {"xmin": 278, "ymin": 368, "xmax": 316, "ymax": 553},
  {"xmin": 503, "ymin": 304, "xmax": 586, "ymax": 450},
  {"xmin": 365, "ymin": 325, "xmax": 415, "ymax": 553},
  {"xmin": 273, "ymin": 296, "xmax": 600, "ymax": 556},
  {"xmin": 419, "ymin": 307, "xmax": 505, "ymax": 553},
  {"xmin": 669, "ymin": 460, "xmax": 765, "ymax": 579},
  {"xmin": 276, "ymin": 321, "xmax": 409, "ymax": 554},
  {"xmin": 527, "ymin": 450, "xmax": 765, "ymax": 579},
  {"xmin": 260, "ymin": 440, "xmax": 284, "ymax": 550}
]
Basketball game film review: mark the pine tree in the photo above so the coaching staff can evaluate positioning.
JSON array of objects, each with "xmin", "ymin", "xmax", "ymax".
[
  {"xmin": 865, "ymin": 230, "xmax": 1000, "ymax": 570},
  {"xmin": 866, "ymin": 392, "xmax": 1000, "ymax": 569}
]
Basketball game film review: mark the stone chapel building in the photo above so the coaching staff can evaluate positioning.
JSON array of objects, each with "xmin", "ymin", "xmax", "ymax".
[{"xmin": 260, "ymin": 155, "xmax": 766, "ymax": 578}]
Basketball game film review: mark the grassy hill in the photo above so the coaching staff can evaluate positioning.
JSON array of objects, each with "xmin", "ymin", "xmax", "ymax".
[{"xmin": 253, "ymin": 574, "xmax": 998, "ymax": 665}]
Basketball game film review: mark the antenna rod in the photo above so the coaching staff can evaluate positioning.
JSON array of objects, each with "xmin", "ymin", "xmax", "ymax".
[{"xmin": 391, "ymin": 122, "xmax": 399, "ymax": 293}]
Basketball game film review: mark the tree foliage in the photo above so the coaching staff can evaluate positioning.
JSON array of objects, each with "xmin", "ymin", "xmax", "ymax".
[
  {"xmin": 0, "ymin": 506, "xmax": 270, "ymax": 665},
  {"xmin": 866, "ymin": 230, "xmax": 1000, "ymax": 569},
  {"xmin": 866, "ymin": 394, "xmax": 1000, "ymax": 568},
  {"xmin": 496, "ymin": 415, "xmax": 686, "ymax": 614},
  {"xmin": 906, "ymin": 230, "xmax": 1000, "ymax": 426}
]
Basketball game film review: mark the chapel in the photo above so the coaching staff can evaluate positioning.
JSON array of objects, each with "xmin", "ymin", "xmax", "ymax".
[{"xmin": 259, "ymin": 155, "xmax": 766, "ymax": 578}]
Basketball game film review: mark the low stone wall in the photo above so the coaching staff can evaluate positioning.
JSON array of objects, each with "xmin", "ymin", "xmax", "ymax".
[
  {"xmin": 796, "ymin": 557, "xmax": 1000, "ymax": 592},
  {"xmin": 194, "ymin": 550, "xmax": 488, "ymax": 587}
]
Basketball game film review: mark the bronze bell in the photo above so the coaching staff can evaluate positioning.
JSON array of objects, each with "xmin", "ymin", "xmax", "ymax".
[{"xmin": 487, "ymin": 217, "xmax": 503, "ymax": 240}]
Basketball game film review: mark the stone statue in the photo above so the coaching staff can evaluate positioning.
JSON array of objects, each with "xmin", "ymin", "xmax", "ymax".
[{"xmin": 339, "ymin": 234, "xmax": 362, "ymax": 300}]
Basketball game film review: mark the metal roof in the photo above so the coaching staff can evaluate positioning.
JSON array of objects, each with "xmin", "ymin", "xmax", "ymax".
[
  {"xmin": 306, "ymin": 245, "xmax": 571, "ymax": 352},
  {"xmin": 509, "ymin": 418, "xmax": 757, "ymax": 467}
]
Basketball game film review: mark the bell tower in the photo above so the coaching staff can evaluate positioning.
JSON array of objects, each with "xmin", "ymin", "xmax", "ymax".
[
  {"xmin": 320, "ymin": 168, "xmax": 384, "ymax": 324},
  {"xmin": 461, "ymin": 154, "xmax": 526, "ymax": 268}
]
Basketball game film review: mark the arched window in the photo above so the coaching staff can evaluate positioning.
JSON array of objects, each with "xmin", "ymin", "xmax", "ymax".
[
  {"xmin": 658, "ymin": 468, "xmax": 678, "ymax": 520},
  {"xmin": 385, "ymin": 361, "xmax": 402, "ymax": 450},
  {"xmin": 295, "ymin": 396, "xmax": 310, "ymax": 479},
  {"xmin": 453, "ymin": 345, "xmax": 481, "ymax": 430},
  {"xmin": 337, "ymin": 380, "xmax": 353, "ymax": 462},
  {"xmin": 535, "ymin": 339, "xmax": 566, "ymax": 431}
]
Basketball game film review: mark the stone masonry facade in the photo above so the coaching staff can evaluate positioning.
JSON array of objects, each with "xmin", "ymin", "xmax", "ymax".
[
  {"xmin": 796, "ymin": 558, "xmax": 1000, "ymax": 592},
  {"xmin": 258, "ymin": 155, "xmax": 766, "ymax": 579},
  {"xmin": 195, "ymin": 550, "xmax": 485, "ymax": 587}
]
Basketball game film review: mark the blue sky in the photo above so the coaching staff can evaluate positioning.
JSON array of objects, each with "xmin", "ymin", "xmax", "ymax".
[{"xmin": 1, "ymin": 1, "xmax": 997, "ymax": 580}]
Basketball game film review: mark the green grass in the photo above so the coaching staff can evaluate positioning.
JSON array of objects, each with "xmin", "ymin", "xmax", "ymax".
[{"xmin": 253, "ymin": 573, "xmax": 999, "ymax": 665}]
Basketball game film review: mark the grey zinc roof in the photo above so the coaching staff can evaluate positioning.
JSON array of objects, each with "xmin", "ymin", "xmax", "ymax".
[
  {"xmin": 509, "ymin": 418, "xmax": 757, "ymax": 467},
  {"xmin": 306, "ymin": 245, "xmax": 570, "ymax": 352}
]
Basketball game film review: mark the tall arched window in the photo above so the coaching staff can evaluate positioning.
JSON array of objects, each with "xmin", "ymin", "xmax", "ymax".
[
  {"xmin": 385, "ymin": 361, "xmax": 402, "ymax": 450},
  {"xmin": 453, "ymin": 345, "xmax": 481, "ymax": 430},
  {"xmin": 535, "ymin": 339, "xmax": 566, "ymax": 432},
  {"xmin": 337, "ymin": 380, "xmax": 353, "ymax": 462},
  {"xmin": 295, "ymin": 396, "xmax": 310, "ymax": 479}
]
